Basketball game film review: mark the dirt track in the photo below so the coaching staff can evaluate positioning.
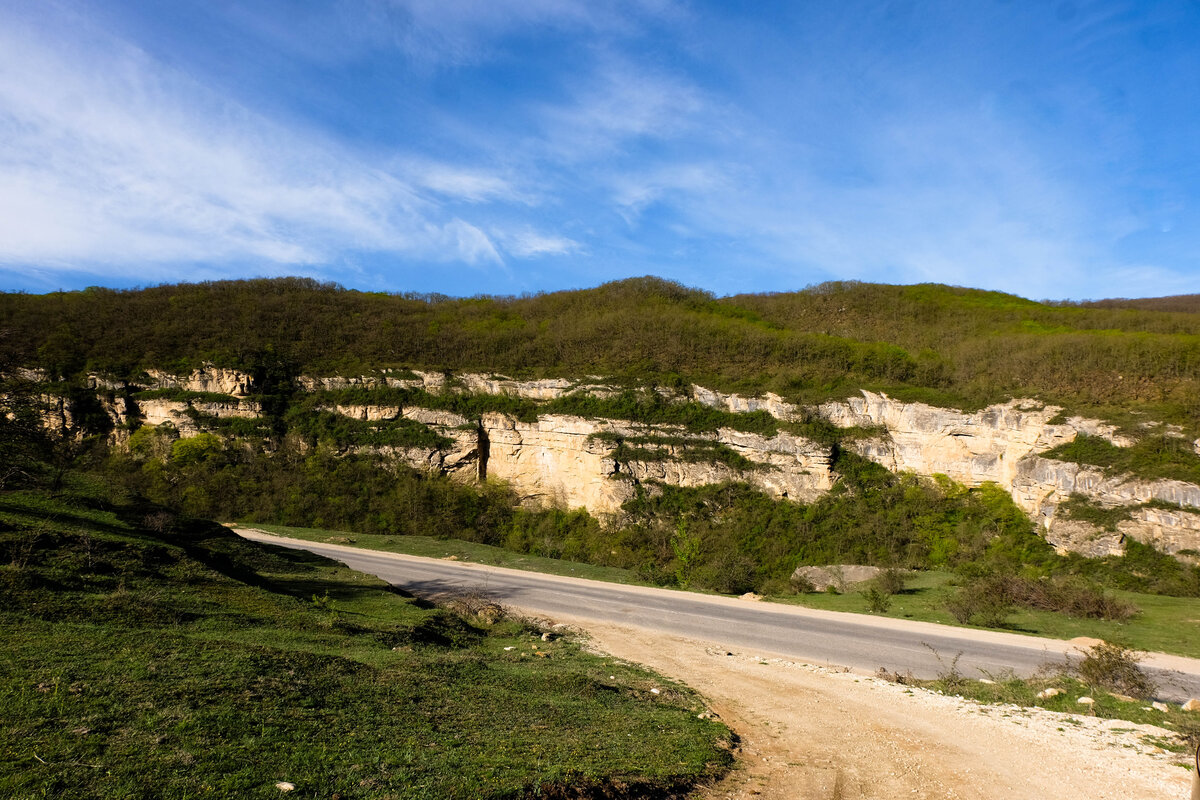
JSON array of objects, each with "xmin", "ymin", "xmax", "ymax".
[{"xmin": 569, "ymin": 622, "xmax": 1194, "ymax": 800}]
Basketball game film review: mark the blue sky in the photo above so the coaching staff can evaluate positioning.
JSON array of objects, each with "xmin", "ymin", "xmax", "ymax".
[{"xmin": 1, "ymin": 1, "xmax": 1198, "ymax": 300}]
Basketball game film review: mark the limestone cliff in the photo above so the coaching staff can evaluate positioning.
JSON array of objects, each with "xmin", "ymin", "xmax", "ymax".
[
  {"xmin": 145, "ymin": 366, "xmax": 253, "ymax": 397},
  {"xmin": 40, "ymin": 364, "xmax": 1200, "ymax": 558},
  {"xmin": 688, "ymin": 384, "xmax": 1200, "ymax": 557},
  {"xmin": 476, "ymin": 414, "xmax": 832, "ymax": 514},
  {"xmin": 135, "ymin": 398, "xmax": 262, "ymax": 436}
]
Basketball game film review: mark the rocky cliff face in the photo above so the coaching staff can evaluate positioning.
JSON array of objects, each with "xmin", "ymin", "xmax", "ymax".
[
  {"xmin": 688, "ymin": 386, "xmax": 1199, "ymax": 558},
  {"xmin": 53, "ymin": 364, "xmax": 1200, "ymax": 558},
  {"xmin": 477, "ymin": 414, "xmax": 832, "ymax": 514},
  {"xmin": 145, "ymin": 367, "xmax": 253, "ymax": 397},
  {"xmin": 135, "ymin": 398, "xmax": 262, "ymax": 436}
]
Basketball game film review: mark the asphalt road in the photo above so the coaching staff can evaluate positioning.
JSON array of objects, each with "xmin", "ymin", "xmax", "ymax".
[{"xmin": 237, "ymin": 530, "xmax": 1200, "ymax": 702}]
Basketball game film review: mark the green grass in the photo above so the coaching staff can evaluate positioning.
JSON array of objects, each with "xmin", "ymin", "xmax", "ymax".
[
  {"xmin": 0, "ymin": 484, "xmax": 733, "ymax": 799},
  {"xmin": 1042, "ymin": 433, "xmax": 1200, "ymax": 485},
  {"xmin": 242, "ymin": 523, "xmax": 650, "ymax": 586}
]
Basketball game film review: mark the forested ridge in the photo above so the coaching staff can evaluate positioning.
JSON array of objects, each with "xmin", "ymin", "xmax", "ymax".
[{"xmin": 3, "ymin": 276, "xmax": 1199, "ymax": 422}]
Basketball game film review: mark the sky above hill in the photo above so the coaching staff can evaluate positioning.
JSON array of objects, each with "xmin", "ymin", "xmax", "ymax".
[{"xmin": 1, "ymin": 1, "xmax": 1198, "ymax": 300}]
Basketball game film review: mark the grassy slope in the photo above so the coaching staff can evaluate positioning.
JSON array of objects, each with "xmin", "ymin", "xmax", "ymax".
[
  {"xmin": 0, "ymin": 481, "xmax": 732, "ymax": 800},
  {"xmin": 248, "ymin": 525, "xmax": 1200, "ymax": 661}
]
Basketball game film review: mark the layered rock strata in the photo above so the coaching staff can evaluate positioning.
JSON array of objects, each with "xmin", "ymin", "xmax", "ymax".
[{"xmin": 38, "ymin": 364, "xmax": 1200, "ymax": 557}]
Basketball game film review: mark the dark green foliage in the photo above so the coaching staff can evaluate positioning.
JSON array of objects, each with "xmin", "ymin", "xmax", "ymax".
[
  {"xmin": 592, "ymin": 433, "xmax": 762, "ymax": 471},
  {"xmin": 874, "ymin": 568, "xmax": 908, "ymax": 596},
  {"xmin": 1072, "ymin": 539, "xmax": 1200, "ymax": 596},
  {"xmin": 0, "ymin": 372, "xmax": 50, "ymax": 491},
  {"xmin": 1043, "ymin": 433, "xmax": 1200, "ymax": 484},
  {"xmin": 132, "ymin": 388, "xmax": 239, "ymax": 404},
  {"xmin": 1056, "ymin": 494, "xmax": 1131, "ymax": 531},
  {"xmin": 946, "ymin": 572, "xmax": 1138, "ymax": 627},
  {"xmin": 185, "ymin": 412, "xmax": 275, "ymax": 439},
  {"xmin": 6, "ymin": 277, "xmax": 1200, "ymax": 423},
  {"xmin": 286, "ymin": 410, "xmax": 453, "ymax": 450},
  {"xmin": 544, "ymin": 391, "xmax": 780, "ymax": 435},
  {"xmin": 862, "ymin": 587, "xmax": 893, "ymax": 613},
  {"xmin": 945, "ymin": 575, "xmax": 1015, "ymax": 627}
]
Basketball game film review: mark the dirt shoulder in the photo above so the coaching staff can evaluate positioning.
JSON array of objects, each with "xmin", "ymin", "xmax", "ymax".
[{"xmin": 548, "ymin": 618, "xmax": 1193, "ymax": 800}]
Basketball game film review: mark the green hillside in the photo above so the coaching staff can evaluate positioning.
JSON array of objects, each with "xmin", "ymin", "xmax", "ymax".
[
  {"xmin": 0, "ymin": 475, "xmax": 732, "ymax": 799},
  {"xmin": 3, "ymin": 277, "xmax": 1199, "ymax": 420}
]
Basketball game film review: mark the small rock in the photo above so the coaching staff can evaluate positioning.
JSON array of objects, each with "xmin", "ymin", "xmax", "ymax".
[
  {"xmin": 609, "ymin": 675, "xmax": 615, "ymax": 680},
  {"xmin": 503, "ymin": 646, "xmax": 515, "ymax": 651},
  {"xmin": 541, "ymin": 632, "xmax": 553, "ymax": 642},
  {"xmin": 739, "ymin": 592, "xmax": 762, "ymax": 601},
  {"xmin": 275, "ymin": 782, "xmax": 296, "ymax": 792},
  {"xmin": 978, "ymin": 679, "xmax": 995, "ymax": 685},
  {"xmin": 1037, "ymin": 688, "xmax": 1063, "ymax": 699},
  {"xmin": 1076, "ymin": 696, "xmax": 1095, "ymax": 706},
  {"xmin": 1181, "ymin": 698, "xmax": 1200, "ymax": 712},
  {"xmin": 650, "ymin": 688, "xmax": 661, "ymax": 695},
  {"xmin": 1152, "ymin": 701, "xmax": 1169, "ymax": 712}
]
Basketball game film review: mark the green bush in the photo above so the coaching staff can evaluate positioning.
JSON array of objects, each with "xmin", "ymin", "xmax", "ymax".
[{"xmin": 862, "ymin": 587, "xmax": 893, "ymax": 613}]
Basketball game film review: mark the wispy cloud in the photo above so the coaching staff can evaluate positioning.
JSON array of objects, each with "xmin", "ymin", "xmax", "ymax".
[
  {"xmin": 403, "ymin": 161, "xmax": 527, "ymax": 204},
  {"xmin": 0, "ymin": 8, "xmax": 519, "ymax": 280},
  {"xmin": 375, "ymin": 0, "xmax": 684, "ymax": 65},
  {"xmin": 494, "ymin": 227, "xmax": 581, "ymax": 258},
  {"xmin": 536, "ymin": 59, "xmax": 711, "ymax": 162},
  {"xmin": 611, "ymin": 163, "xmax": 731, "ymax": 224}
]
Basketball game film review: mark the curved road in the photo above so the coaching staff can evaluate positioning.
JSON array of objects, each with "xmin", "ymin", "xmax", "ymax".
[{"xmin": 237, "ymin": 529, "xmax": 1200, "ymax": 702}]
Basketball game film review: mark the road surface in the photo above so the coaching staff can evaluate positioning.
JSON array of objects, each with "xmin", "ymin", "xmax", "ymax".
[{"xmin": 236, "ymin": 529, "xmax": 1200, "ymax": 702}]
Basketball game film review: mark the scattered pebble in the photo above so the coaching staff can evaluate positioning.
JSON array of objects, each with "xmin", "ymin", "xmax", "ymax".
[
  {"xmin": 1076, "ymin": 696, "xmax": 1095, "ymax": 706},
  {"xmin": 275, "ymin": 781, "xmax": 295, "ymax": 792}
]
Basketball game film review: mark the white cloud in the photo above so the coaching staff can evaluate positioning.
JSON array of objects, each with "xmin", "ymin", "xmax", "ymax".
[
  {"xmin": 439, "ymin": 218, "xmax": 503, "ymax": 264},
  {"xmin": 537, "ymin": 60, "xmax": 711, "ymax": 162},
  {"xmin": 405, "ymin": 161, "xmax": 525, "ymax": 204},
  {"xmin": 0, "ymin": 10, "xmax": 511, "ymax": 278},
  {"xmin": 495, "ymin": 227, "xmax": 581, "ymax": 258},
  {"xmin": 611, "ymin": 163, "xmax": 730, "ymax": 223}
]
